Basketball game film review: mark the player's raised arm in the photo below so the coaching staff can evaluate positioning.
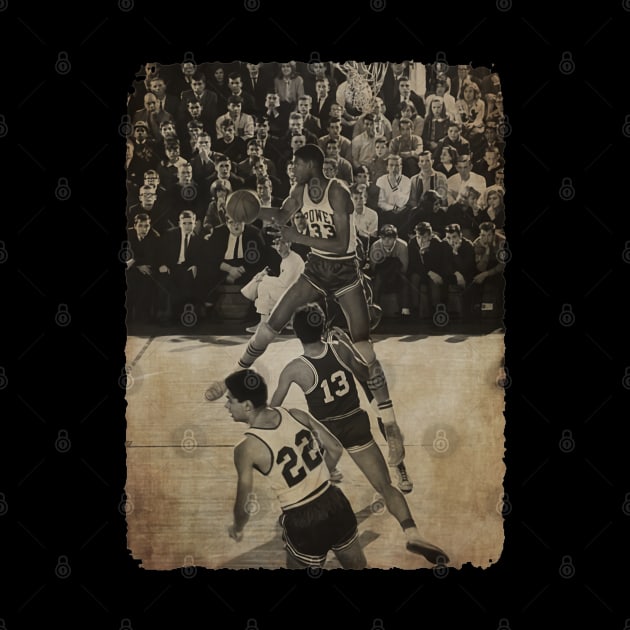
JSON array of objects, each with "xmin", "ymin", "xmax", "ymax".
[
  {"xmin": 258, "ymin": 186, "xmax": 302, "ymax": 227},
  {"xmin": 270, "ymin": 358, "xmax": 315, "ymax": 407}
]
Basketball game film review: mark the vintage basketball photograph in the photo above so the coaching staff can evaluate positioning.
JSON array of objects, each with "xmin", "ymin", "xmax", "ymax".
[{"xmin": 122, "ymin": 59, "xmax": 507, "ymax": 570}]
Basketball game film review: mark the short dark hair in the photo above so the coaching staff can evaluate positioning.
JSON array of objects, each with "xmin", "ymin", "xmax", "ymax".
[
  {"xmin": 445, "ymin": 223, "xmax": 462, "ymax": 235},
  {"xmin": 225, "ymin": 369, "xmax": 268, "ymax": 409},
  {"xmin": 479, "ymin": 221, "xmax": 496, "ymax": 233},
  {"xmin": 294, "ymin": 143, "xmax": 325, "ymax": 169},
  {"xmin": 134, "ymin": 213, "xmax": 151, "ymax": 224},
  {"xmin": 292, "ymin": 304, "xmax": 326, "ymax": 344}
]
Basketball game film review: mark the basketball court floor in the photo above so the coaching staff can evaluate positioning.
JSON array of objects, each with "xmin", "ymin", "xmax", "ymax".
[{"xmin": 124, "ymin": 328, "xmax": 506, "ymax": 571}]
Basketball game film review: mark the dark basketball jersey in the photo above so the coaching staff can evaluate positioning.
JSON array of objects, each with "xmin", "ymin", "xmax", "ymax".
[{"xmin": 298, "ymin": 343, "xmax": 361, "ymax": 422}]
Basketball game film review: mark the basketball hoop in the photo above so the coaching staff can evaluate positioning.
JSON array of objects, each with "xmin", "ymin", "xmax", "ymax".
[{"xmin": 334, "ymin": 61, "xmax": 389, "ymax": 114}]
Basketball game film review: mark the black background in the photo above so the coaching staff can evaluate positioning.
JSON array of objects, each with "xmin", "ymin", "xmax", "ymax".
[{"xmin": 4, "ymin": 1, "xmax": 628, "ymax": 627}]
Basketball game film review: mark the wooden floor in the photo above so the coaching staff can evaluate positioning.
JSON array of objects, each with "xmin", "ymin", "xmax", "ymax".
[{"xmin": 124, "ymin": 329, "xmax": 506, "ymax": 571}]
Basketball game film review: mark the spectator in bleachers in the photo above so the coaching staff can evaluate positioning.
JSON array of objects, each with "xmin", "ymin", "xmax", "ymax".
[
  {"xmin": 474, "ymin": 145, "xmax": 504, "ymax": 187},
  {"xmin": 216, "ymin": 95, "xmax": 255, "ymax": 141},
  {"xmin": 474, "ymin": 121, "xmax": 506, "ymax": 161},
  {"xmin": 203, "ymin": 179, "xmax": 232, "ymax": 236},
  {"xmin": 241, "ymin": 238, "xmax": 305, "ymax": 333},
  {"xmin": 180, "ymin": 70, "xmax": 218, "ymax": 129},
  {"xmin": 421, "ymin": 96, "xmax": 452, "ymax": 156},
  {"xmin": 425, "ymin": 78, "xmax": 459, "ymax": 123},
  {"xmin": 433, "ymin": 144, "xmax": 459, "ymax": 179},
  {"xmin": 369, "ymin": 224, "xmax": 410, "ymax": 317},
  {"xmin": 256, "ymin": 176, "xmax": 283, "ymax": 213},
  {"xmin": 446, "ymin": 153, "xmax": 486, "ymax": 205},
  {"xmin": 351, "ymin": 112, "xmax": 379, "ymax": 169},
  {"xmin": 353, "ymin": 165, "xmax": 381, "ymax": 211},
  {"xmin": 296, "ymin": 94, "xmax": 323, "ymax": 137},
  {"xmin": 204, "ymin": 214, "xmax": 269, "ymax": 305},
  {"xmin": 226, "ymin": 72, "xmax": 257, "ymax": 116},
  {"xmin": 318, "ymin": 117, "xmax": 353, "ymax": 163},
  {"xmin": 376, "ymin": 154, "xmax": 411, "ymax": 232},
  {"xmin": 407, "ymin": 150, "xmax": 448, "ymax": 214},
  {"xmin": 351, "ymin": 183, "xmax": 379, "ymax": 253},
  {"xmin": 240, "ymin": 62, "xmax": 274, "ymax": 115},
  {"xmin": 410, "ymin": 189, "xmax": 449, "ymax": 239},
  {"xmin": 406, "ymin": 221, "xmax": 447, "ymax": 318},
  {"xmin": 445, "ymin": 185, "xmax": 482, "ymax": 242},
  {"xmin": 432, "ymin": 121, "xmax": 471, "ymax": 163},
  {"xmin": 389, "ymin": 117, "xmax": 423, "ymax": 177},
  {"xmin": 158, "ymin": 138, "xmax": 187, "ymax": 190},
  {"xmin": 477, "ymin": 187, "xmax": 506, "ymax": 234},
  {"xmin": 127, "ymin": 121, "xmax": 160, "ymax": 186},
  {"xmin": 263, "ymin": 92, "xmax": 287, "ymax": 140},
  {"xmin": 324, "ymin": 139, "xmax": 353, "ymax": 186},
  {"xmin": 456, "ymin": 81, "xmax": 486, "ymax": 156},
  {"xmin": 214, "ymin": 119, "xmax": 248, "ymax": 165},
  {"xmin": 392, "ymin": 101, "xmax": 424, "ymax": 141},
  {"xmin": 353, "ymin": 97, "xmax": 393, "ymax": 143},
  {"xmin": 169, "ymin": 59, "xmax": 197, "ymax": 101},
  {"xmin": 442, "ymin": 223, "xmax": 476, "ymax": 319},
  {"xmin": 470, "ymin": 221, "xmax": 506, "ymax": 319},
  {"xmin": 207, "ymin": 153, "xmax": 245, "ymax": 192},
  {"xmin": 148, "ymin": 74, "xmax": 180, "ymax": 119},
  {"xmin": 133, "ymin": 91, "xmax": 175, "ymax": 141},
  {"xmin": 303, "ymin": 61, "xmax": 338, "ymax": 107},
  {"xmin": 126, "ymin": 212, "xmax": 161, "ymax": 324},
  {"xmin": 165, "ymin": 161, "xmax": 210, "ymax": 229},
  {"xmin": 274, "ymin": 62, "xmax": 305, "ymax": 111},
  {"xmin": 311, "ymin": 77, "xmax": 336, "ymax": 130},
  {"xmin": 126, "ymin": 185, "xmax": 160, "ymax": 231},
  {"xmin": 208, "ymin": 64, "xmax": 232, "ymax": 109},
  {"xmin": 244, "ymin": 155, "xmax": 282, "ymax": 193},
  {"xmin": 366, "ymin": 136, "xmax": 390, "ymax": 187},
  {"xmin": 190, "ymin": 132, "xmax": 218, "ymax": 182},
  {"xmin": 156, "ymin": 209, "xmax": 206, "ymax": 324}
]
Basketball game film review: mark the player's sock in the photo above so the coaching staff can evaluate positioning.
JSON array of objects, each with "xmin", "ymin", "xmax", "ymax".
[
  {"xmin": 376, "ymin": 401, "xmax": 405, "ymax": 466},
  {"xmin": 238, "ymin": 341, "xmax": 265, "ymax": 369}
]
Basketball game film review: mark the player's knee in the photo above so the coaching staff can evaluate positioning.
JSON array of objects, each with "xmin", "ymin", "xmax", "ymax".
[
  {"xmin": 257, "ymin": 320, "xmax": 280, "ymax": 343},
  {"xmin": 353, "ymin": 340, "xmax": 375, "ymax": 366}
]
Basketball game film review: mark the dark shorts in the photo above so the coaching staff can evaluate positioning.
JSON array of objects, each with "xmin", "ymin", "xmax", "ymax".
[
  {"xmin": 281, "ymin": 483, "xmax": 359, "ymax": 566},
  {"xmin": 303, "ymin": 253, "xmax": 362, "ymax": 298},
  {"xmin": 321, "ymin": 409, "xmax": 375, "ymax": 453}
]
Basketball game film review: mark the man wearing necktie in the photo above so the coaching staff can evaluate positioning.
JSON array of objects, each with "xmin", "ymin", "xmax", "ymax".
[{"xmin": 157, "ymin": 210, "xmax": 203, "ymax": 325}]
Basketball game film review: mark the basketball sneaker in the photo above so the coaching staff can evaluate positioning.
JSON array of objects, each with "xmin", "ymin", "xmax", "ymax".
[
  {"xmin": 404, "ymin": 528, "xmax": 450, "ymax": 564},
  {"xmin": 396, "ymin": 463, "xmax": 413, "ymax": 493}
]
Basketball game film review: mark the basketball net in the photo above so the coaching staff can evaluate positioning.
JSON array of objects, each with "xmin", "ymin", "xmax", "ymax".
[{"xmin": 334, "ymin": 61, "xmax": 389, "ymax": 114}]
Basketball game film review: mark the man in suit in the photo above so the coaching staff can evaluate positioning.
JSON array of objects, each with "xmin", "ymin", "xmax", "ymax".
[
  {"xmin": 157, "ymin": 210, "xmax": 206, "ymax": 324},
  {"xmin": 240, "ymin": 63, "xmax": 274, "ymax": 114},
  {"xmin": 148, "ymin": 75, "xmax": 180, "ymax": 119},
  {"xmin": 132, "ymin": 92, "xmax": 174, "ymax": 141},
  {"xmin": 296, "ymin": 94, "xmax": 322, "ymax": 137},
  {"xmin": 180, "ymin": 70, "xmax": 218, "ymax": 129},
  {"xmin": 203, "ymin": 215, "xmax": 269, "ymax": 305},
  {"xmin": 226, "ymin": 72, "xmax": 257, "ymax": 116},
  {"xmin": 126, "ymin": 212, "xmax": 161, "ymax": 324},
  {"xmin": 311, "ymin": 78, "xmax": 336, "ymax": 131}
]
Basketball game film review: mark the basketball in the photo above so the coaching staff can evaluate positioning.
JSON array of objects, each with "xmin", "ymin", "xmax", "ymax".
[{"xmin": 225, "ymin": 189, "xmax": 261, "ymax": 224}]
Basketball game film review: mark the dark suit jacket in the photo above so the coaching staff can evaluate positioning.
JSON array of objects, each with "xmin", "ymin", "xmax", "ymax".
[
  {"xmin": 311, "ymin": 95, "xmax": 337, "ymax": 130},
  {"xmin": 205, "ymin": 223, "xmax": 269, "ymax": 281},
  {"xmin": 180, "ymin": 89, "xmax": 218, "ymax": 124},
  {"xmin": 240, "ymin": 69, "xmax": 274, "ymax": 114},
  {"xmin": 158, "ymin": 228, "xmax": 205, "ymax": 269},
  {"xmin": 127, "ymin": 228, "xmax": 161, "ymax": 267}
]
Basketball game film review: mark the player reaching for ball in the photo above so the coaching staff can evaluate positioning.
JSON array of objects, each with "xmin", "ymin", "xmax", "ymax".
[{"xmin": 206, "ymin": 143, "xmax": 405, "ymax": 468}]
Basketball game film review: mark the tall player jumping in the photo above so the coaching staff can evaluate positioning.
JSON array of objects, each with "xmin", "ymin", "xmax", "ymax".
[{"xmin": 205, "ymin": 144, "xmax": 405, "ymax": 467}]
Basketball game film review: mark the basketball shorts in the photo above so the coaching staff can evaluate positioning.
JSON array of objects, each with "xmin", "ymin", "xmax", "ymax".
[
  {"xmin": 303, "ymin": 253, "xmax": 362, "ymax": 299},
  {"xmin": 321, "ymin": 409, "xmax": 375, "ymax": 453},
  {"xmin": 281, "ymin": 483, "xmax": 359, "ymax": 566}
]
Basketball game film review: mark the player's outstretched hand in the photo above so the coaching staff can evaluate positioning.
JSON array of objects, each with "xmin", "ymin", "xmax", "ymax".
[{"xmin": 205, "ymin": 380, "xmax": 227, "ymax": 402}]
